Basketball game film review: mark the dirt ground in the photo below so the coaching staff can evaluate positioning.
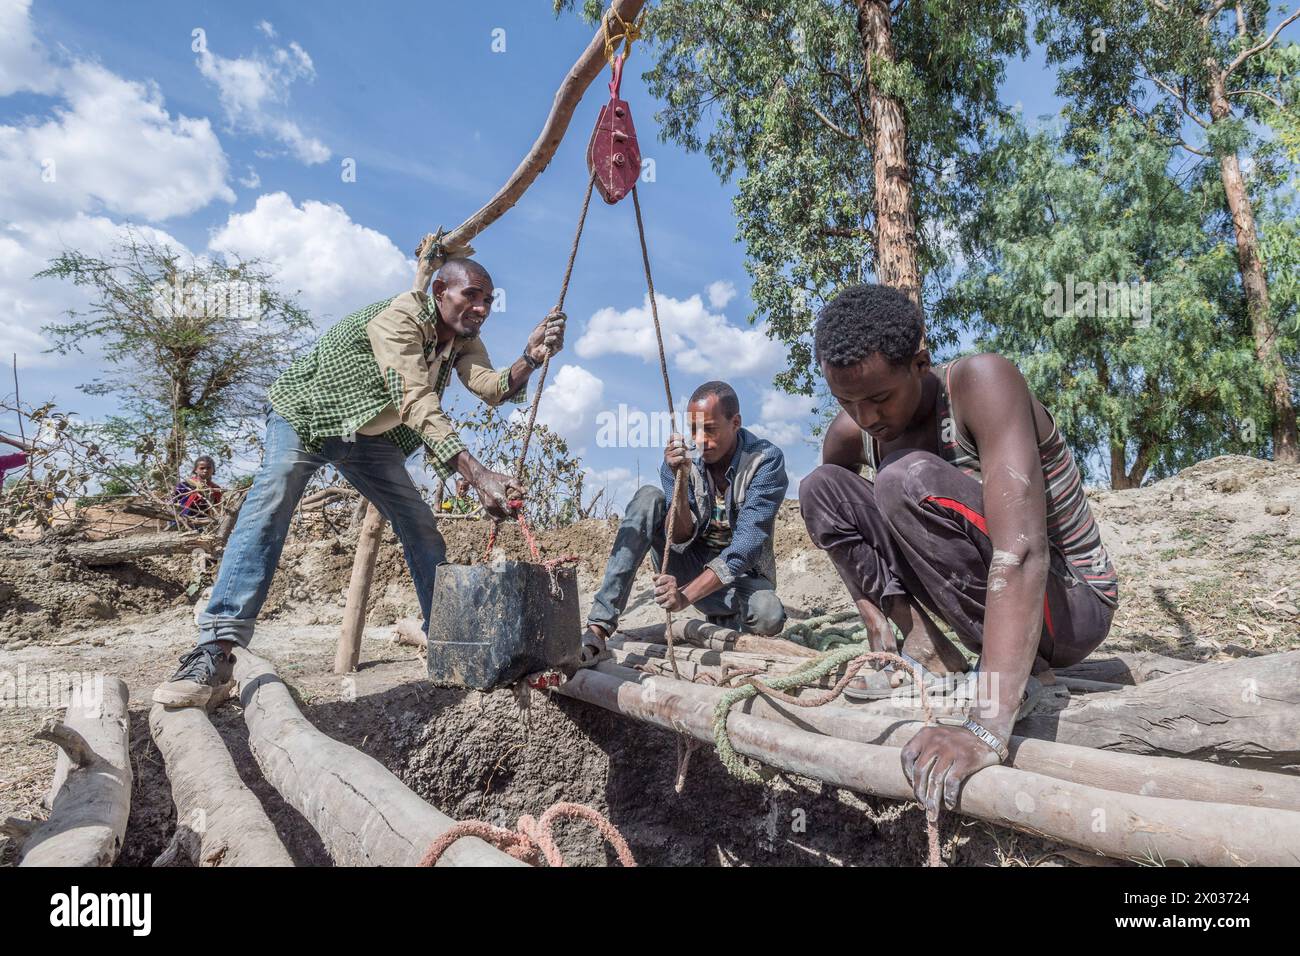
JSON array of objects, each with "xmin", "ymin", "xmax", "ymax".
[{"xmin": 1, "ymin": 454, "xmax": 1297, "ymax": 867}]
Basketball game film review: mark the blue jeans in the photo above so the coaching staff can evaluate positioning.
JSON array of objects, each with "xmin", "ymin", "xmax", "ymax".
[
  {"xmin": 586, "ymin": 484, "xmax": 786, "ymax": 637},
  {"xmin": 197, "ymin": 412, "xmax": 446, "ymax": 648}
]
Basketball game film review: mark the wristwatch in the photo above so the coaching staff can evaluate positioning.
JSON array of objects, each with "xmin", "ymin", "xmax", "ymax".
[
  {"xmin": 961, "ymin": 717, "xmax": 1009, "ymax": 763},
  {"xmin": 522, "ymin": 348, "xmax": 543, "ymax": 370}
]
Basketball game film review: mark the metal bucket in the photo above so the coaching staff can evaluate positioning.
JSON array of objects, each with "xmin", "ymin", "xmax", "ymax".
[{"xmin": 425, "ymin": 561, "xmax": 581, "ymax": 690}]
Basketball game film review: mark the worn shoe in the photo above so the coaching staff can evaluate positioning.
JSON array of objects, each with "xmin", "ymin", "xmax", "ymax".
[{"xmin": 152, "ymin": 644, "xmax": 236, "ymax": 708}]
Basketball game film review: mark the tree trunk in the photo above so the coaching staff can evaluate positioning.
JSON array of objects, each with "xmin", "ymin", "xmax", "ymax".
[
  {"xmin": 148, "ymin": 703, "xmax": 294, "ymax": 866},
  {"xmin": 233, "ymin": 649, "xmax": 523, "ymax": 866},
  {"xmin": 559, "ymin": 665, "xmax": 1300, "ymax": 865},
  {"xmin": 586, "ymin": 661, "xmax": 1300, "ymax": 812},
  {"xmin": 13, "ymin": 677, "xmax": 132, "ymax": 867},
  {"xmin": 856, "ymin": 0, "xmax": 921, "ymax": 306},
  {"xmin": 58, "ymin": 531, "xmax": 215, "ymax": 566},
  {"xmin": 1207, "ymin": 70, "xmax": 1299, "ymax": 462}
]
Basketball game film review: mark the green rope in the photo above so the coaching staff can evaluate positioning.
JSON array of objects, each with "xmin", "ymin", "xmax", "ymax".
[{"xmin": 711, "ymin": 639, "xmax": 871, "ymax": 783}]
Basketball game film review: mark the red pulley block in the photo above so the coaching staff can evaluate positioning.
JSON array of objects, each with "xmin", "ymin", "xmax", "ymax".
[{"xmin": 586, "ymin": 54, "xmax": 641, "ymax": 205}]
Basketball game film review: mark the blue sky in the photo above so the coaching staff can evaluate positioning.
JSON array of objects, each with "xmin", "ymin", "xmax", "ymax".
[{"xmin": 1, "ymin": 0, "xmax": 1070, "ymax": 508}]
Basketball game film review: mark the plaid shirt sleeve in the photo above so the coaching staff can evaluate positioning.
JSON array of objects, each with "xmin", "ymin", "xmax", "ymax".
[
  {"xmin": 367, "ymin": 295, "xmax": 466, "ymax": 477},
  {"xmin": 707, "ymin": 446, "xmax": 788, "ymax": 586},
  {"xmin": 452, "ymin": 336, "xmax": 527, "ymax": 407}
]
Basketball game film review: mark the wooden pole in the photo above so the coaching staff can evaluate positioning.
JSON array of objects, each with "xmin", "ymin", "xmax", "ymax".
[
  {"xmin": 235, "ymin": 650, "xmax": 524, "ymax": 866},
  {"xmin": 439, "ymin": 0, "xmax": 648, "ymax": 248},
  {"xmin": 14, "ymin": 677, "xmax": 132, "ymax": 867},
  {"xmin": 557, "ymin": 665, "xmax": 1300, "ymax": 866},
  {"xmin": 335, "ymin": 500, "xmax": 385, "ymax": 675},
  {"xmin": 588, "ymin": 662, "xmax": 1300, "ymax": 812},
  {"xmin": 148, "ymin": 703, "xmax": 294, "ymax": 866}
]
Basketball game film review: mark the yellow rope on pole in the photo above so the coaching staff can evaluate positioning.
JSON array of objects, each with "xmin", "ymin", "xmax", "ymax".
[{"xmin": 602, "ymin": 5, "xmax": 646, "ymax": 64}]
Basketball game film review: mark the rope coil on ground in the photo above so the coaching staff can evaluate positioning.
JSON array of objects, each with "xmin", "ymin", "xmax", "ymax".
[{"xmin": 420, "ymin": 801, "xmax": 637, "ymax": 867}]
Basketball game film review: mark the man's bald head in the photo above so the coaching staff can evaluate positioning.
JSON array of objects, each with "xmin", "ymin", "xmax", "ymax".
[{"xmin": 436, "ymin": 257, "xmax": 493, "ymax": 291}]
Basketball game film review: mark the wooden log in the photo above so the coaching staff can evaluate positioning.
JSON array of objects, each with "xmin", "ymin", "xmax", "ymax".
[
  {"xmin": 148, "ymin": 703, "xmax": 293, "ymax": 866},
  {"xmin": 335, "ymin": 500, "xmax": 386, "ymax": 675},
  {"xmin": 1019, "ymin": 650, "xmax": 1300, "ymax": 772},
  {"xmin": 592, "ymin": 663, "xmax": 1300, "ymax": 812},
  {"xmin": 392, "ymin": 617, "xmax": 428, "ymax": 651},
  {"xmin": 610, "ymin": 637, "xmax": 811, "ymax": 670},
  {"xmin": 59, "ymin": 532, "xmax": 215, "ymax": 566},
  {"xmin": 621, "ymin": 620, "xmax": 820, "ymax": 659},
  {"xmin": 233, "ymin": 649, "xmax": 523, "ymax": 866},
  {"xmin": 17, "ymin": 677, "xmax": 131, "ymax": 866},
  {"xmin": 558, "ymin": 666, "xmax": 1300, "ymax": 865},
  {"xmin": 440, "ymin": 0, "xmax": 648, "ymax": 248},
  {"xmin": 1057, "ymin": 651, "xmax": 1195, "ymax": 685}
]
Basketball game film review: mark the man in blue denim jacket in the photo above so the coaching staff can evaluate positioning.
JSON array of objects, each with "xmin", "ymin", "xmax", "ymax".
[{"xmin": 580, "ymin": 381, "xmax": 789, "ymax": 665}]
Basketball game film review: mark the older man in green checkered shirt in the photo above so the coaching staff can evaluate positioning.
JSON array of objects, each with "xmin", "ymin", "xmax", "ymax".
[{"xmin": 154, "ymin": 239, "xmax": 565, "ymax": 708}]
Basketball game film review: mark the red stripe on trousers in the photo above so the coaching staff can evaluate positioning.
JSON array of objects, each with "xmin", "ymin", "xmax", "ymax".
[{"xmin": 922, "ymin": 495, "xmax": 1056, "ymax": 639}]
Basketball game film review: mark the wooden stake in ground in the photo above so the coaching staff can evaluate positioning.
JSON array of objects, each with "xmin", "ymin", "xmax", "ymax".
[
  {"xmin": 234, "ymin": 649, "xmax": 523, "ymax": 866},
  {"xmin": 148, "ymin": 702, "xmax": 293, "ymax": 866},
  {"xmin": 11, "ymin": 677, "xmax": 132, "ymax": 867},
  {"xmin": 335, "ymin": 500, "xmax": 386, "ymax": 675}
]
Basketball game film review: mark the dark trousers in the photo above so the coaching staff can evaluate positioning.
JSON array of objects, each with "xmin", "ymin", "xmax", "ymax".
[{"xmin": 799, "ymin": 452, "xmax": 1113, "ymax": 669}]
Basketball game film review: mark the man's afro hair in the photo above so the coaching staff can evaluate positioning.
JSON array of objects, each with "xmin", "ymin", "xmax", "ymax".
[{"xmin": 813, "ymin": 284, "xmax": 923, "ymax": 368}]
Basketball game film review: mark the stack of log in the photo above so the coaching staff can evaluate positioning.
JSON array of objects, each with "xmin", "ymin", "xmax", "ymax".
[{"xmin": 555, "ymin": 621, "xmax": 1300, "ymax": 866}]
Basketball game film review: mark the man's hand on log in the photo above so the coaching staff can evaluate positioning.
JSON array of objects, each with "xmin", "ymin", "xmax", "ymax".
[
  {"xmin": 653, "ymin": 573, "xmax": 689, "ymax": 613},
  {"xmin": 900, "ymin": 726, "xmax": 1002, "ymax": 820},
  {"xmin": 525, "ymin": 310, "xmax": 566, "ymax": 364}
]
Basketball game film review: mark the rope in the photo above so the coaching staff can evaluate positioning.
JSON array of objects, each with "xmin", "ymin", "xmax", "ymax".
[
  {"xmin": 601, "ymin": 5, "xmax": 646, "ymax": 64},
  {"xmin": 420, "ymin": 801, "xmax": 636, "ymax": 867},
  {"xmin": 512, "ymin": 170, "xmax": 597, "ymax": 483},
  {"xmin": 708, "ymin": 638, "xmax": 945, "ymax": 866},
  {"xmin": 631, "ymin": 184, "xmax": 688, "ymax": 681}
]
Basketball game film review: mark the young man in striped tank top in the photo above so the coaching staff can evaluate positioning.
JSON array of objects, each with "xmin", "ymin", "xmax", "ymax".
[{"xmin": 799, "ymin": 284, "xmax": 1119, "ymax": 817}]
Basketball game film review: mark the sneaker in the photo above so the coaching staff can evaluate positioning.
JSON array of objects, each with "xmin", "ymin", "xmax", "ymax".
[{"xmin": 152, "ymin": 644, "xmax": 236, "ymax": 708}]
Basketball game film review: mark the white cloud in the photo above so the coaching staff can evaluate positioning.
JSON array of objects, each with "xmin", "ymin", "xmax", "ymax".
[
  {"xmin": 239, "ymin": 166, "xmax": 260, "ymax": 188},
  {"xmin": 0, "ymin": 60, "xmax": 234, "ymax": 222},
  {"xmin": 582, "ymin": 465, "xmax": 641, "ymax": 514},
  {"xmin": 527, "ymin": 364, "xmax": 605, "ymax": 442},
  {"xmin": 0, "ymin": 214, "xmax": 188, "ymax": 369},
  {"xmin": 257, "ymin": 20, "xmax": 277, "ymax": 39},
  {"xmin": 0, "ymin": 0, "xmax": 54, "ymax": 96},
  {"xmin": 576, "ymin": 290, "xmax": 784, "ymax": 381},
  {"xmin": 707, "ymin": 279, "xmax": 737, "ymax": 310},
  {"xmin": 747, "ymin": 388, "xmax": 817, "ymax": 450},
  {"xmin": 196, "ymin": 37, "xmax": 328, "ymax": 164},
  {"xmin": 207, "ymin": 191, "xmax": 411, "ymax": 322}
]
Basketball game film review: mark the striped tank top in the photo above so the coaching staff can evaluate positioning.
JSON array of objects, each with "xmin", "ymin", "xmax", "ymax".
[{"xmin": 862, "ymin": 360, "xmax": 1120, "ymax": 608}]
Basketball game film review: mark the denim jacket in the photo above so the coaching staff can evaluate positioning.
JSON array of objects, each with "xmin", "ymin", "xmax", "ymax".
[{"xmin": 659, "ymin": 427, "xmax": 788, "ymax": 586}]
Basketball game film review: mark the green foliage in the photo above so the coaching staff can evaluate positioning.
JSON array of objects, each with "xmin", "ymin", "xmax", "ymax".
[
  {"xmin": 561, "ymin": 0, "xmax": 1030, "ymax": 393},
  {"xmin": 37, "ymin": 230, "xmax": 313, "ymax": 487},
  {"xmin": 937, "ymin": 118, "xmax": 1274, "ymax": 484}
]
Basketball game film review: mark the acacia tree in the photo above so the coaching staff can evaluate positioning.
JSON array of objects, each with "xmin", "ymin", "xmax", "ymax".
[
  {"xmin": 560, "ymin": 0, "xmax": 1029, "ymax": 393},
  {"xmin": 38, "ymin": 233, "xmax": 312, "ymax": 487},
  {"xmin": 940, "ymin": 119, "xmax": 1280, "ymax": 487},
  {"xmin": 1038, "ymin": 0, "xmax": 1300, "ymax": 460}
]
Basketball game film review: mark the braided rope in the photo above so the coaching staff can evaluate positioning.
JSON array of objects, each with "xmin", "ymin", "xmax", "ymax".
[
  {"xmin": 420, "ymin": 801, "xmax": 637, "ymax": 868},
  {"xmin": 709, "ymin": 639, "xmax": 945, "ymax": 866}
]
